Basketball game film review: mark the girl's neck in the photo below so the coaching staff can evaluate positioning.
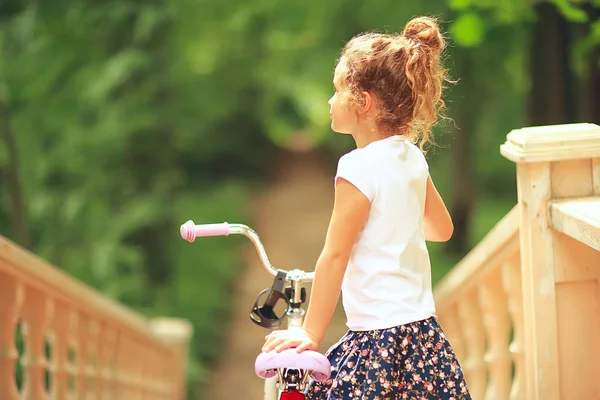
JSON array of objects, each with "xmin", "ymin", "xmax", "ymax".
[{"xmin": 351, "ymin": 128, "xmax": 389, "ymax": 149}]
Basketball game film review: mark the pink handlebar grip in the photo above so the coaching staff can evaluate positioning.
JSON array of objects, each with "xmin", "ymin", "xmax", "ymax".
[{"xmin": 180, "ymin": 220, "xmax": 230, "ymax": 243}]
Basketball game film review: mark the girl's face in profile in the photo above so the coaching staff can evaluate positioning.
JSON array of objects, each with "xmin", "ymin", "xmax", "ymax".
[{"xmin": 328, "ymin": 61, "xmax": 357, "ymax": 135}]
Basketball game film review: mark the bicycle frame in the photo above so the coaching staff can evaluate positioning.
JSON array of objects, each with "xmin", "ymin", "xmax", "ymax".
[{"xmin": 182, "ymin": 222, "xmax": 314, "ymax": 400}]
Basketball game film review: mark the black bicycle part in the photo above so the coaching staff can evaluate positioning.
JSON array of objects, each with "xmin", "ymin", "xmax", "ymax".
[
  {"xmin": 250, "ymin": 270, "xmax": 290, "ymax": 329},
  {"xmin": 285, "ymin": 286, "xmax": 307, "ymax": 308}
]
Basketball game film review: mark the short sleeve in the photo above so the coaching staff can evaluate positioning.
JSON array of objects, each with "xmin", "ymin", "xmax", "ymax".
[{"xmin": 335, "ymin": 151, "xmax": 377, "ymax": 202}]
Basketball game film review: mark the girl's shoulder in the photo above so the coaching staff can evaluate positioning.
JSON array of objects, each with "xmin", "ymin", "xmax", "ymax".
[{"xmin": 337, "ymin": 147, "xmax": 378, "ymax": 173}]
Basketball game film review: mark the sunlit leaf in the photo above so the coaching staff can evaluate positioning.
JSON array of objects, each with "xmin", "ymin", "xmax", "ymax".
[
  {"xmin": 448, "ymin": 0, "xmax": 472, "ymax": 11},
  {"xmin": 84, "ymin": 50, "xmax": 149, "ymax": 104},
  {"xmin": 450, "ymin": 12, "xmax": 486, "ymax": 48},
  {"xmin": 548, "ymin": 0, "xmax": 588, "ymax": 23}
]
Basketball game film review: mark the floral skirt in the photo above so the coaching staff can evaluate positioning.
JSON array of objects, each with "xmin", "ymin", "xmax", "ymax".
[{"xmin": 305, "ymin": 317, "xmax": 471, "ymax": 400}]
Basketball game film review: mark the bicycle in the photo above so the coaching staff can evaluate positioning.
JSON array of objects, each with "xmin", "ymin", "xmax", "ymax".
[{"xmin": 180, "ymin": 220, "xmax": 331, "ymax": 400}]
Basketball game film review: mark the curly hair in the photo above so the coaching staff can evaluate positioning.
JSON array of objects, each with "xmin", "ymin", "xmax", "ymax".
[{"xmin": 335, "ymin": 16, "xmax": 450, "ymax": 151}]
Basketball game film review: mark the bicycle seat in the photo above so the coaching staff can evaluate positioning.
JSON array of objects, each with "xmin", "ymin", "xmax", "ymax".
[{"xmin": 255, "ymin": 349, "xmax": 331, "ymax": 382}]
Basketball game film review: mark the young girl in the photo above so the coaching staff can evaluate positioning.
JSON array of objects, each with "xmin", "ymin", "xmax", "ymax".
[{"xmin": 262, "ymin": 16, "xmax": 471, "ymax": 400}]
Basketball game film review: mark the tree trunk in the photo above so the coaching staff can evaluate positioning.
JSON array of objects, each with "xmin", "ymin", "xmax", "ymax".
[
  {"xmin": 586, "ymin": 47, "xmax": 600, "ymax": 124},
  {"xmin": 446, "ymin": 49, "xmax": 477, "ymax": 255},
  {"xmin": 528, "ymin": 2, "xmax": 575, "ymax": 125},
  {"xmin": 0, "ymin": 101, "xmax": 30, "ymax": 248},
  {"xmin": 584, "ymin": 5, "xmax": 600, "ymax": 124}
]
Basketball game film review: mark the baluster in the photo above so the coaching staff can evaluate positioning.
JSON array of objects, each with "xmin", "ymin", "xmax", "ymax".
[
  {"xmin": 166, "ymin": 350, "xmax": 178, "ymax": 400},
  {"xmin": 130, "ymin": 338, "xmax": 142, "ymax": 400},
  {"xmin": 148, "ymin": 350, "xmax": 159, "ymax": 400},
  {"xmin": 76, "ymin": 313, "xmax": 90, "ymax": 399},
  {"xmin": 114, "ymin": 333, "xmax": 128, "ymax": 400},
  {"xmin": 133, "ymin": 338, "xmax": 143, "ymax": 400},
  {"xmin": 0, "ymin": 273, "xmax": 23, "ymax": 400},
  {"xmin": 139, "ymin": 343, "xmax": 150, "ymax": 400},
  {"xmin": 458, "ymin": 290, "xmax": 487, "ymax": 399},
  {"xmin": 144, "ymin": 350, "xmax": 153, "ymax": 400},
  {"xmin": 135, "ymin": 345, "xmax": 145, "ymax": 400},
  {"xmin": 149, "ymin": 350, "xmax": 161, "ymax": 400},
  {"xmin": 160, "ymin": 351, "xmax": 171, "ymax": 400},
  {"xmin": 50, "ymin": 302, "xmax": 70, "ymax": 400},
  {"xmin": 20, "ymin": 286, "xmax": 50, "ymax": 400},
  {"xmin": 156, "ymin": 351, "xmax": 167, "ymax": 400},
  {"xmin": 87, "ymin": 319, "xmax": 99, "ymax": 399},
  {"xmin": 123, "ymin": 336, "xmax": 134, "ymax": 400},
  {"xmin": 502, "ymin": 258, "xmax": 526, "ymax": 400},
  {"xmin": 161, "ymin": 351, "xmax": 171, "ymax": 400},
  {"xmin": 107, "ymin": 327, "xmax": 119, "ymax": 399},
  {"xmin": 141, "ymin": 341, "xmax": 150, "ymax": 400},
  {"xmin": 68, "ymin": 323, "xmax": 78, "ymax": 398},
  {"xmin": 146, "ymin": 345, "xmax": 155, "ymax": 400},
  {"xmin": 129, "ymin": 337, "xmax": 139, "ymax": 399},
  {"xmin": 155, "ymin": 350, "xmax": 169, "ymax": 400},
  {"xmin": 479, "ymin": 273, "xmax": 512, "ymax": 400},
  {"xmin": 96, "ymin": 323, "xmax": 109, "ymax": 400},
  {"xmin": 438, "ymin": 305, "xmax": 466, "ymax": 363},
  {"xmin": 144, "ymin": 346, "xmax": 153, "ymax": 400},
  {"xmin": 144, "ymin": 345, "xmax": 156, "ymax": 400},
  {"xmin": 112, "ymin": 331, "xmax": 121, "ymax": 400},
  {"xmin": 154, "ymin": 349, "xmax": 170, "ymax": 400},
  {"xmin": 151, "ymin": 318, "xmax": 192, "ymax": 400}
]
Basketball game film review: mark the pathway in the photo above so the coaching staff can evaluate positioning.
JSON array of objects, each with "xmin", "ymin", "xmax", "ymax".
[{"xmin": 204, "ymin": 150, "xmax": 348, "ymax": 399}]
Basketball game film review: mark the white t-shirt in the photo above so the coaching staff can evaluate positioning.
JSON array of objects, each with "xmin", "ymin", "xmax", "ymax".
[{"xmin": 336, "ymin": 135, "xmax": 435, "ymax": 331}]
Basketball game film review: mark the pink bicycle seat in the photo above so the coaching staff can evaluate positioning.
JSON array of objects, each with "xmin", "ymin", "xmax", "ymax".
[{"xmin": 255, "ymin": 349, "xmax": 331, "ymax": 382}]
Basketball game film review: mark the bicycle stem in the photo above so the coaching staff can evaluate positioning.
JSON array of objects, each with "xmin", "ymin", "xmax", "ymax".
[{"xmin": 287, "ymin": 279, "xmax": 306, "ymax": 329}]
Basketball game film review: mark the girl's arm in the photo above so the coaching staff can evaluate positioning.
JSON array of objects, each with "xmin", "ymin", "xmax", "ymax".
[
  {"xmin": 262, "ymin": 177, "xmax": 370, "ymax": 352},
  {"xmin": 301, "ymin": 177, "xmax": 370, "ymax": 344},
  {"xmin": 424, "ymin": 174, "xmax": 454, "ymax": 242}
]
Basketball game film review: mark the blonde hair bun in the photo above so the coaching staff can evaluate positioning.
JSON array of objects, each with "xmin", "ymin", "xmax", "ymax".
[{"xmin": 403, "ymin": 16, "xmax": 445, "ymax": 53}]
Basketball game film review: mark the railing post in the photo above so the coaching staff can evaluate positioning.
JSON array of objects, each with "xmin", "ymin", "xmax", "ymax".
[
  {"xmin": 0, "ymin": 273, "xmax": 23, "ymax": 400},
  {"xmin": 501, "ymin": 257, "xmax": 525, "ymax": 400},
  {"xmin": 150, "ymin": 318, "xmax": 193, "ymax": 400},
  {"xmin": 500, "ymin": 122, "xmax": 600, "ymax": 400}
]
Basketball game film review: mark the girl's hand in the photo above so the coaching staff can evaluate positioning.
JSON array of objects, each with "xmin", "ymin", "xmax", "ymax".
[{"xmin": 262, "ymin": 328, "xmax": 319, "ymax": 353}]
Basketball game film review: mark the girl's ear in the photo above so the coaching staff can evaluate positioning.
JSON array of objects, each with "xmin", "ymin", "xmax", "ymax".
[{"xmin": 357, "ymin": 91, "xmax": 374, "ymax": 116}]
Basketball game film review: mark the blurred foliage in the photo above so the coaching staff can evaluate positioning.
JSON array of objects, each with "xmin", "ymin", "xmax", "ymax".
[{"xmin": 0, "ymin": 0, "xmax": 599, "ymax": 398}]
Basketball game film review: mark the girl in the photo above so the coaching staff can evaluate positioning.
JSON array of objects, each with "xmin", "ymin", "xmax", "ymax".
[{"xmin": 262, "ymin": 16, "xmax": 471, "ymax": 400}]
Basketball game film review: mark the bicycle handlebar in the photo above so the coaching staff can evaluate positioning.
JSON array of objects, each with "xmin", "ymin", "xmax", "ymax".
[
  {"xmin": 180, "ymin": 221, "xmax": 230, "ymax": 239},
  {"xmin": 180, "ymin": 220, "xmax": 314, "ymax": 281}
]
